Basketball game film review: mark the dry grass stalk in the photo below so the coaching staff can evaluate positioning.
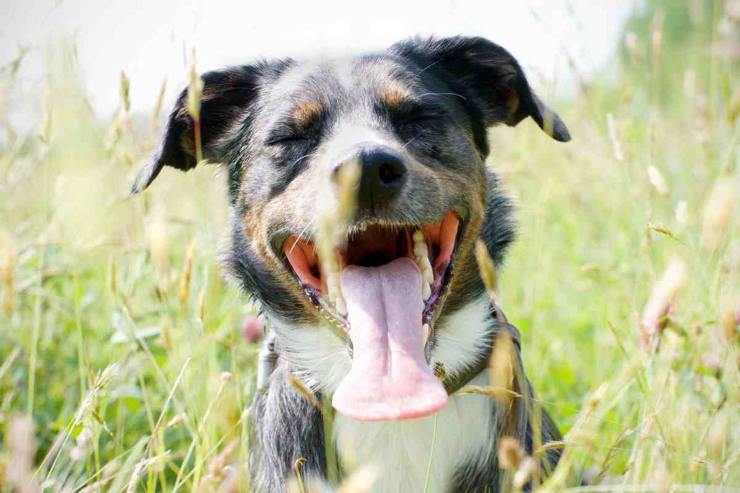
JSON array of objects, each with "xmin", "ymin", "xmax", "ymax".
[
  {"xmin": 287, "ymin": 374, "xmax": 323, "ymax": 412},
  {"xmin": 290, "ymin": 457, "xmax": 308, "ymax": 493},
  {"xmin": 126, "ymin": 452, "xmax": 170, "ymax": 493},
  {"xmin": 457, "ymin": 385, "xmax": 521, "ymax": 400},
  {"xmin": 488, "ymin": 330, "xmax": 516, "ymax": 405},
  {"xmin": 119, "ymin": 70, "xmax": 130, "ymax": 115},
  {"xmin": 316, "ymin": 159, "xmax": 360, "ymax": 315},
  {"xmin": 179, "ymin": 241, "xmax": 195, "ymax": 306},
  {"xmin": 117, "ymin": 70, "xmax": 131, "ymax": 138},
  {"xmin": 108, "ymin": 255, "xmax": 117, "ymax": 298},
  {"xmin": 639, "ymin": 256, "xmax": 687, "ymax": 350},
  {"xmin": 1, "ymin": 239, "xmax": 15, "ymax": 315},
  {"xmin": 335, "ymin": 159, "xmax": 361, "ymax": 227},
  {"xmin": 187, "ymin": 49, "xmax": 204, "ymax": 164},
  {"xmin": 606, "ymin": 113, "xmax": 624, "ymax": 161},
  {"xmin": 151, "ymin": 77, "xmax": 167, "ymax": 130},
  {"xmin": 198, "ymin": 288, "xmax": 206, "ymax": 323},
  {"xmin": 474, "ymin": 239, "xmax": 497, "ymax": 297}
]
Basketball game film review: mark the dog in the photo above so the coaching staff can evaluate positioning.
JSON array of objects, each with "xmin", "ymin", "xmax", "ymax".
[{"xmin": 133, "ymin": 35, "xmax": 570, "ymax": 492}]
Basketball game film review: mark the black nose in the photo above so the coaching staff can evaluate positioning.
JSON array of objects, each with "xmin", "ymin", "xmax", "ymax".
[{"xmin": 335, "ymin": 148, "xmax": 407, "ymax": 212}]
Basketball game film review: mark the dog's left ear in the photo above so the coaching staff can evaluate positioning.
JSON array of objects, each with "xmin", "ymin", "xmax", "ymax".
[
  {"xmin": 131, "ymin": 65, "xmax": 262, "ymax": 193},
  {"xmin": 391, "ymin": 36, "xmax": 570, "ymax": 142}
]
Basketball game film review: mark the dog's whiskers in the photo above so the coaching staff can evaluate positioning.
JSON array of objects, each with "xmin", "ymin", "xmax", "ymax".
[
  {"xmin": 402, "ymin": 133, "xmax": 424, "ymax": 149},
  {"xmin": 291, "ymin": 152, "xmax": 316, "ymax": 167},
  {"xmin": 418, "ymin": 91, "xmax": 468, "ymax": 101},
  {"xmin": 285, "ymin": 217, "xmax": 318, "ymax": 258}
]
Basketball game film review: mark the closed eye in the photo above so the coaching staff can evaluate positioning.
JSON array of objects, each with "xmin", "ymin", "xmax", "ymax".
[
  {"xmin": 399, "ymin": 111, "xmax": 439, "ymax": 125},
  {"xmin": 265, "ymin": 134, "xmax": 307, "ymax": 146},
  {"xmin": 391, "ymin": 101, "xmax": 443, "ymax": 126},
  {"xmin": 392, "ymin": 105, "xmax": 442, "ymax": 138}
]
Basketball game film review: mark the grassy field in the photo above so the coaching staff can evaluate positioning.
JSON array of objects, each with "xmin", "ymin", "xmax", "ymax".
[{"xmin": 0, "ymin": 1, "xmax": 738, "ymax": 491}]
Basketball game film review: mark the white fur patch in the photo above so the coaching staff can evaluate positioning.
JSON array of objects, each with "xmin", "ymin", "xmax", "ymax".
[
  {"xmin": 272, "ymin": 295, "xmax": 492, "ymax": 391},
  {"xmin": 270, "ymin": 317, "xmax": 351, "ymax": 392},
  {"xmin": 271, "ymin": 296, "xmax": 497, "ymax": 491},
  {"xmin": 334, "ymin": 371, "xmax": 496, "ymax": 493},
  {"xmin": 430, "ymin": 295, "xmax": 494, "ymax": 379}
]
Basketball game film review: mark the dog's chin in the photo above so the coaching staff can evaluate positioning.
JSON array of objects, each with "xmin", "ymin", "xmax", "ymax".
[{"xmin": 278, "ymin": 211, "xmax": 463, "ymax": 421}]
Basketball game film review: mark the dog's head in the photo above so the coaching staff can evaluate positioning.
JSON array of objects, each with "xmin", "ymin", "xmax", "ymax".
[{"xmin": 134, "ymin": 36, "xmax": 569, "ymax": 421}]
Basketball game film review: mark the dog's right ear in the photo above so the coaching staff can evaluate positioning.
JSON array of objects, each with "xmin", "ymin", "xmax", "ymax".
[
  {"xmin": 131, "ymin": 65, "xmax": 263, "ymax": 193},
  {"xmin": 391, "ymin": 36, "xmax": 571, "ymax": 143}
]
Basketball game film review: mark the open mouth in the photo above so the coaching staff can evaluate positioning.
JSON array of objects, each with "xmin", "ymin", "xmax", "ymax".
[{"xmin": 282, "ymin": 211, "xmax": 461, "ymax": 421}]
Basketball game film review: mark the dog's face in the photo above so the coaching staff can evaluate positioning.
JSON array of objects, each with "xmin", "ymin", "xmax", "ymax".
[{"xmin": 134, "ymin": 36, "xmax": 569, "ymax": 421}]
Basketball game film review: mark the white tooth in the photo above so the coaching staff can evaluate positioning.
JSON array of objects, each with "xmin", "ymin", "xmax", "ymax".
[
  {"xmin": 422, "ymin": 281, "xmax": 431, "ymax": 300},
  {"xmin": 420, "ymin": 256, "xmax": 434, "ymax": 283},
  {"xmin": 423, "ymin": 268, "xmax": 434, "ymax": 285},
  {"xmin": 422, "ymin": 323, "xmax": 431, "ymax": 345},
  {"xmin": 413, "ymin": 230, "xmax": 428, "ymax": 257},
  {"xmin": 335, "ymin": 296, "xmax": 347, "ymax": 317},
  {"xmin": 413, "ymin": 229, "xmax": 434, "ymax": 299}
]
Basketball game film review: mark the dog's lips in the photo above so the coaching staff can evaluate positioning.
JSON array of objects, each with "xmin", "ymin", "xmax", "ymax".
[
  {"xmin": 282, "ymin": 211, "xmax": 460, "ymax": 322},
  {"xmin": 282, "ymin": 212, "xmax": 461, "ymax": 421}
]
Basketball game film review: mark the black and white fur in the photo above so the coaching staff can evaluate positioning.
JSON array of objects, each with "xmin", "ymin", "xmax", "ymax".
[{"xmin": 133, "ymin": 36, "xmax": 570, "ymax": 492}]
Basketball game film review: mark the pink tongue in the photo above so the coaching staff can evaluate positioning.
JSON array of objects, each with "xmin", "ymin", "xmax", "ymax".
[{"xmin": 333, "ymin": 257, "xmax": 448, "ymax": 421}]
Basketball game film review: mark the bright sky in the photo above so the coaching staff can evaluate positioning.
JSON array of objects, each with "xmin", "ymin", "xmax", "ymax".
[{"xmin": 1, "ymin": 0, "xmax": 636, "ymax": 123}]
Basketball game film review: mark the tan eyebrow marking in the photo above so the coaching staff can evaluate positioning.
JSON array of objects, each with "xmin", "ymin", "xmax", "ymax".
[
  {"xmin": 378, "ymin": 83, "xmax": 414, "ymax": 110},
  {"xmin": 291, "ymin": 100, "xmax": 324, "ymax": 128}
]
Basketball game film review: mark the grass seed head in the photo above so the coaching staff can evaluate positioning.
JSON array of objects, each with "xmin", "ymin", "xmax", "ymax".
[
  {"xmin": 6, "ymin": 415, "xmax": 38, "ymax": 493},
  {"xmin": 335, "ymin": 159, "xmax": 361, "ymax": 227},
  {"xmin": 647, "ymin": 165, "xmax": 668, "ymax": 195},
  {"xmin": 719, "ymin": 293, "xmax": 739, "ymax": 342},
  {"xmin": 186, "ymin": 50, "xmax": 203, "ymax": 123},
  {"xmin": 178, "ymin": 241, "xmax": 195, "ymax": 306},
  {"xmin": 151, "ymin": 77, "xmax": 167, "ymax": 130},
  {"xmin": 489, "ymin": 331, "xmax": 515, "ymax": 404},
  {"xmin": 315, "ymin": 159, "xmax": 360, "ymax": 314},
  {"xmin": 1, "ymin": 239, "xmax": 15, "ymax": 315},
  {"xmin": 639, "ymin": 256, "xmax": 687, "ymax": 350},
  {"xmin": 701, "ymin": 177, "xmax": 736, "ymax": 251},
  {"xmin": 118, "ymin": 70, "xmax": 130, "ymax": 114},
  {"xmin": 498, "ymin": 436, "xmax": 525, "ymax": 471},
  {"xmin": 475, "ymin": 239, "xmax": 497, "ymax": 298},
  {"xmin": 198, "ymin": 288, "xmax": 206, "ymax": 322}
]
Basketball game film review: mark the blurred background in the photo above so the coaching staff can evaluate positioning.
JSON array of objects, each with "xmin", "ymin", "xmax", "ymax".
[
  {"xmin": 2, "ymin": 0, "xmax": 636, "ymax": 128},
  {"xmin": 0, "ymin": 0, "xmax": 737, "ymax": 491}
]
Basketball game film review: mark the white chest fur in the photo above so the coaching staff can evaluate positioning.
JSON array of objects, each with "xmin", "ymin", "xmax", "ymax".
[
  {"xmin": 272, "ymin": 296, "xmax": 498, "ymax": 491},
  {"xmin": 334, "ymin": 372, "xmax": 496, "ymax": 493}
]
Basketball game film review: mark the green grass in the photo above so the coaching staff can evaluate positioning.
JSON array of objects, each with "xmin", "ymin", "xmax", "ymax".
[{"xmin": 0, "ymin": 2, "xmax": 738, "ymax": 491}]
